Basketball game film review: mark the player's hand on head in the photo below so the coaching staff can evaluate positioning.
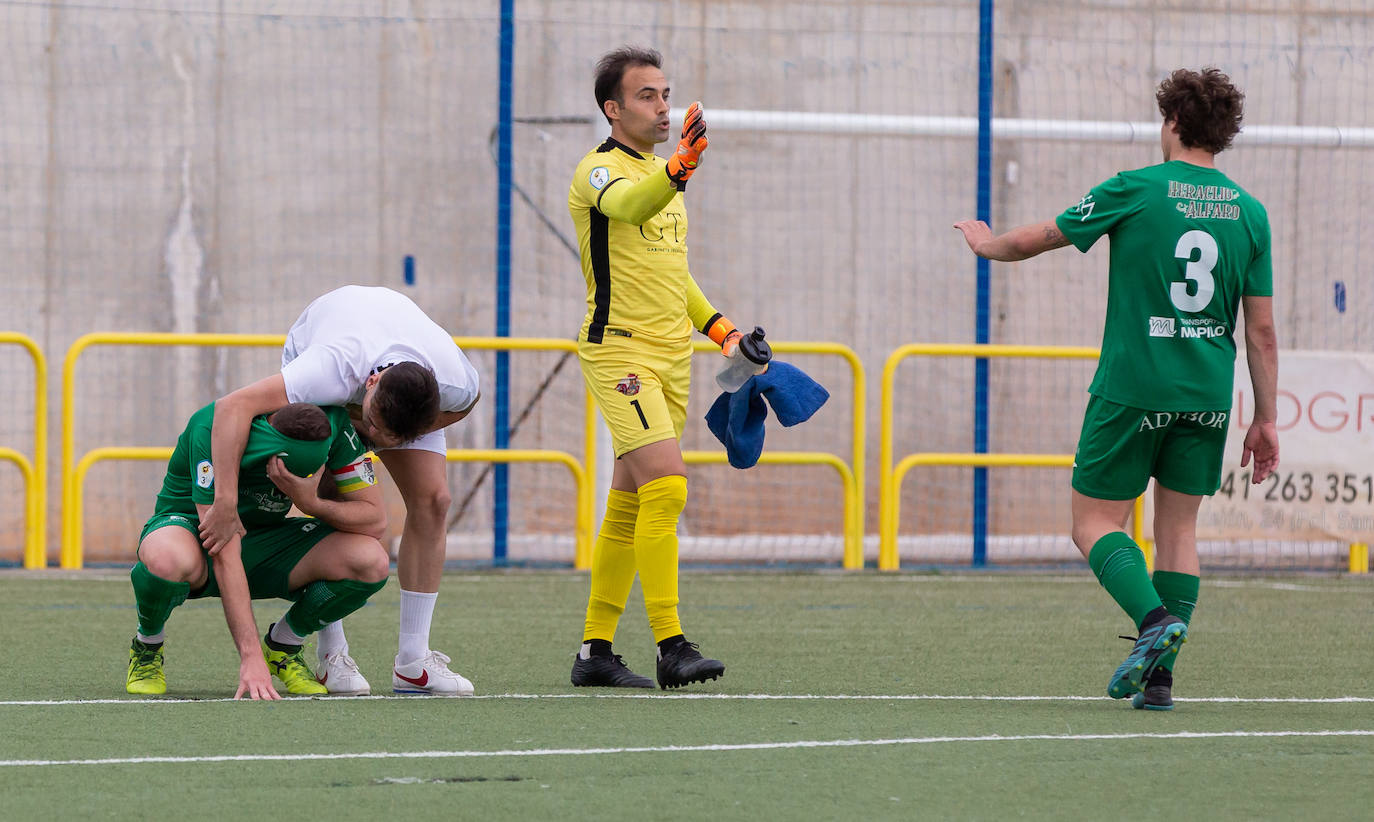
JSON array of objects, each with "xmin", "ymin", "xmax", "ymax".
[
  {"xmin": 199, "ymin": 501, "xmax": 246, "ymax": 555},
  {"xmin": 953, "ymin": 220, "xmax": 994, "ymax": 255},
  {"xmin": 1240, "ymin": 421, "xmax": 1280, "ymax": 484},
  {"xmin": 267, "ymin": 456, "xmax": 325, "ymax": 507}
]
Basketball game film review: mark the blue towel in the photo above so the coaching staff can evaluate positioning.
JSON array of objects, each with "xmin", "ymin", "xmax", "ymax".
[{"xmin": 704, "ymin": 361, "xmax": 830, "ymax": 469}]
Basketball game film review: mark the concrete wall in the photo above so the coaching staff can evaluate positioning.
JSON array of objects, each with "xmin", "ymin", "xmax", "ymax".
[{"xmin": 2, "ymin": 1, "xmax": 1370, "ymax": 562}]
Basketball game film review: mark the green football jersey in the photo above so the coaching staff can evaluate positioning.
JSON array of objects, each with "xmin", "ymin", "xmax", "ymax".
[
  {"xmin": 1055, "ymin": 160, "xmax": 1273, "ymax": 411},
  {"xmin": 151, "ymin": 403, "xmax": 371, "ymax": 528}
]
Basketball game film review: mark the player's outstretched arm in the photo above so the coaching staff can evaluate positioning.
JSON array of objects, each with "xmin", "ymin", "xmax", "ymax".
[
  {"xmin": 1240, "ymin": 295, "xmax": 1280, "ymax": 484},
  {"xmin": 197, "ymin": 505, "xmax": 280, "ymax": 700},
  {"xmin": 953, "ymin": 218, "xmax": 1072, "ymax": 262},
  {"xmin": 204, "ymin": 375, "xmax": 291, "ymax": 554},
  {"xmin": 594, "ymin": 102, "xmax": 707, "ymax": 226},
  {"xmin": 271, "ymin": 457, "xmax": 387, "ymax": 540}
]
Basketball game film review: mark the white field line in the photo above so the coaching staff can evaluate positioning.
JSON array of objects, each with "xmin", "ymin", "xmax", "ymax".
[
  {"xmin": 2, "ymin": 693, "xmax": 1372, "ymax": 707},
  {"xmin": 4, "ymin": 729, "xmax": 1372, "ymax": 768}
]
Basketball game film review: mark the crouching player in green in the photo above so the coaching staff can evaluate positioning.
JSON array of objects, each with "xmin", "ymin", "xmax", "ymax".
[{"xmin": 125, "ymin": 402, "xmax": 389, "ymax": 699}]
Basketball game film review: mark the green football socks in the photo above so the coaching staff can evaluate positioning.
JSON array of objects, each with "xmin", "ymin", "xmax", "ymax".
[
  {"xmin": 1151, "ymin": 570, "xmax": 1199, "ymax": 673},
  {"xmin": 130, "ymin": 561, "xmax": 190, "ymax": 639},
  {"xmin": 1088, "ymin": 532, "xmax": 1165, "ymax": 630},
  {"xmin": 283, "ymin": 578, "xmax": 386, "ymax": 638}
]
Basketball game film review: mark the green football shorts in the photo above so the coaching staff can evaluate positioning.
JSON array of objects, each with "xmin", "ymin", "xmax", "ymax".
[
  {"xmin": 1071, "ymin": 394, "xmax": 1230, "ymax": 500},
  {"xmin": 138, "ymin": 514, "xmax": 337, "ymax": 601}
]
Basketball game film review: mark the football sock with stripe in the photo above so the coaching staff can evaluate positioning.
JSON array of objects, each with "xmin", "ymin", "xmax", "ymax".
[
  {"xmin": 1088, "ymin": 531, "xmax": 1166, "ymax": 631},
  {"xmin": 130, "ymin": 561, "xmax": 190, "ymax": 640},
  {"xmin": 1150, "ymin": 570, "xmax": 1199, "ymax": 672},
  {"xmin": 583, "ymin": 488, "xmax": 640, "ymax": 644},
  {"xmin": 635, "ymin": 475, "xmax": 687, "ymax": 643},
  {"xmin": 283, "ymin": 578, "xmax": 387, "ymax": 640}
]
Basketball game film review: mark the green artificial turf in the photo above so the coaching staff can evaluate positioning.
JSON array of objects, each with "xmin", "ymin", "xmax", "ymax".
[{"xmin": 1, "ymin": 571, "xmax": 1371, "ymax": 820}]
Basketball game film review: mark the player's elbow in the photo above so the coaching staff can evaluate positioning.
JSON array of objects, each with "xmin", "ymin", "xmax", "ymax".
[{"xmin": 1244, "ymin": 318, "xmax": 1277, "ymax": 355}]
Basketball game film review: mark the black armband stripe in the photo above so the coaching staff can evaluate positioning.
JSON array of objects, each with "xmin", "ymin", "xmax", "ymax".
[
  {"xmin": 595, "ymin": 177, "xmax": 625, "ymax": 209},
  {"xmin": 700, "ymin": 312, "xmax": 724, "ymax": 336}
]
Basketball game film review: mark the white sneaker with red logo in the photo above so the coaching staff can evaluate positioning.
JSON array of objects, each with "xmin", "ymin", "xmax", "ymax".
[
  {"xmin": 316, "ymin": 647, "xmax": 371, "ymax": 696},
  {"xmin": 392, "ymin": 649, "xmax": 475, "ymax": 696}
]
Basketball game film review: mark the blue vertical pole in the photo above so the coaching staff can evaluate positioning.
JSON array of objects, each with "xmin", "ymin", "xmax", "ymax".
[
  {"xmin": 973, "ymin": 0, "xmax": 994, "ymax": 567},
  {"xmin": 494, "ymin": 0, "xmax": 514, "ymax": 565}
]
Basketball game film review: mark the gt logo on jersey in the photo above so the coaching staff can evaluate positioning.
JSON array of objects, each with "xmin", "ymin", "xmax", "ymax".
[
  {"xmin": 589, "ymin": 166, "xmax": 611, "ymax": 190},
  {"xmin": 1072, "ymin": 193, "xmax": 1095, "ymax": 221},
  {"xmin": 196, "ymin": 460, "xmax": 214, "ymax": 488},
  {"xmin": 614, "ymin": 374, "xmax": 641, "ymax": 396}
]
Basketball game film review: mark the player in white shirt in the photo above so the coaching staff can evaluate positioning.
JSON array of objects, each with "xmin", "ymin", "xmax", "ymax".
[{"xmin": 199, "ymin": 286, "xmax": 481, "ymax": 696}]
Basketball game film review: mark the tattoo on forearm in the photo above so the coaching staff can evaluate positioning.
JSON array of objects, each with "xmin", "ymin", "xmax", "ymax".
[{"xmin": 1042, "ymin": 224, "xmax": 1069, "ymax": 247}]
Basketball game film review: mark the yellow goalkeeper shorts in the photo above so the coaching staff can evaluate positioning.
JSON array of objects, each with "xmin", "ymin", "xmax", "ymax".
[{"xmin": 578, "ymin": 335, "xmax": 691, "ymax": 457}]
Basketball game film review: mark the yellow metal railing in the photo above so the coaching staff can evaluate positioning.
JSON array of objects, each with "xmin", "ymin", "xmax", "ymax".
[
  {"xmin": 880, "ymin": 344, "xmax": 1102, "ymax": 570},
  {"xmin": 885, "ymin": 452, "xmax": 1145, "ymax": 571},
  {"xmin": 1, "ymin": 332, "xmax": 48, "ymax": 568},
  {"xmin": 68, "ymin": 447, "xmax": 590, "ymax": 570},
  {"xmin": 692, "ymin": 340, "xmax": 866, "ymax": 568},
  {"xmin": 61, "ymin": 333, "xmax": 596, "ymax": 569},
  {"xmin": 446, "ymin": 449, "xmax": 591, "ymax": 568},
  {"xmin": 683, "ymin": 450, "xmax": 857, "ymax": 563}
]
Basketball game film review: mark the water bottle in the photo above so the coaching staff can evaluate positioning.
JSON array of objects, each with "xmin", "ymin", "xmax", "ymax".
[{"xmin": 715, "ymin": 326, "xmax": 773, "ymax": 392}]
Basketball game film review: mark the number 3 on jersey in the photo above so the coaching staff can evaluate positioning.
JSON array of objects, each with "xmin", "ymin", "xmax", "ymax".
[{"xmin": 1172, "ymin": 229, "xmax": 1217, "ymax": 312}]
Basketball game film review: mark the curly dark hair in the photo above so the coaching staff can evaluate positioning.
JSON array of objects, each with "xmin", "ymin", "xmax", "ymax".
[
  {"xmin": 594, "ymin": 46, "xmax": 663, "ymax": 125},
  {"xmin": 268, "ymin": 402, "xmax": 331, "ymax": 441},
  {"xmin": 372, "ymin": 361, "xmax": 440, "ymax": 443},
  {"xmin": 1156, "ymin": 67, "xmax": 1245, "ymax": 155}
]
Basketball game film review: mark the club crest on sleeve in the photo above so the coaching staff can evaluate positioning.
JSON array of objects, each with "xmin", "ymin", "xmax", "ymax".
[
  {"xmin": 589, "ymin": 166, "xmax": 610, "ymax": 190},
  {"xmin": 195, "ymin": 460, "xmax": 214, "ymax": 488},
  {"xmin": 614, "ymin": 374, "xmax": 641, "ymax": 396}
]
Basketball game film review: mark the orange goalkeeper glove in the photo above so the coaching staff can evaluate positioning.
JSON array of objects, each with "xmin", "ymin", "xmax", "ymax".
[{"xmin": 665, "ymin": 102, "xmax": 707, "ymax": 184}]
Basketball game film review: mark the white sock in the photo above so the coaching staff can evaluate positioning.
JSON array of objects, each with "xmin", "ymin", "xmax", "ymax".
[
  {"xmin": 269, "ymin": 619, "xmax": 308, "ymax": 648},
  {"xmin": 316, "ymin": 620, "xmax": 347, "ymax": 658},
  {"xmin": 136, "ymin": 631, "xmax": 165, "ymax": 646},
  {"xmin": 397, "ymin": 589, "xmax": 438, "ymax": 665}
]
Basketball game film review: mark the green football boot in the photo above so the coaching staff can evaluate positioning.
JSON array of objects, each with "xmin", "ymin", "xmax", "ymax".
[
  {"xmin": 262, "ymin": 630, "xmax": 329, "ymax": 696},
  {"xmin": 126, "ymin": 638, "xmax": 167, "ymax": 695}
]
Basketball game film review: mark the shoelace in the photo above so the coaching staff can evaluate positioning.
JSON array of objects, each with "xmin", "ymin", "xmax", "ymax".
[{"xmin": 130, "ymin": 653, "xmax": 162, "ymax": 677}]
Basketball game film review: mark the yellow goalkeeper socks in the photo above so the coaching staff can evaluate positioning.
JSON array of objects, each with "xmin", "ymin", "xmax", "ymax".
[
  {"xmin": 634, "ymin": 475, "xmax": 688, "ymax": 643},
  {"xmin": 583, "ymin": 488, "xmax": 641, "ymax": 643}
]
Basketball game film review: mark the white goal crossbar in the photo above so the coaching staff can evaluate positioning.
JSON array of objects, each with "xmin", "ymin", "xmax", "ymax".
[{"xmin": 671, "ymin": 108, "xmax": 1374, "ymax": 148}]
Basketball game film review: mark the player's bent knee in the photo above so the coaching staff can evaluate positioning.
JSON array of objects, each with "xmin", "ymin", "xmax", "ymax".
[
  {"xmin": 138, "ymin": 532, "xmax": 205, "ymax": 583},
  {"xmin": 354, "ymin": 538, "xmax": 391, "ymax": 583}
]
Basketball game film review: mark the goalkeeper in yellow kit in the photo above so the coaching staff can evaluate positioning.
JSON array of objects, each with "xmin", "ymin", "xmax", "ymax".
[{"xmin": 567, "ymin": 46, "xmax": 760, "ymax": 689}]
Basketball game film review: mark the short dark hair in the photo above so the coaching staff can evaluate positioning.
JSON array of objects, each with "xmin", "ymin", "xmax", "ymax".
[
  {"xmin": 373, "ymin": 361, "xmax": 439, "ymax": 443},
  {"xmin": 1156, "ymin": 67, "xmax": 1244, "ymax": 155},
  {"xmin": 268, "ymin": 403, "xmax": 331, "ymax": 441},
  {"xmin": 594, "ymin": 46, "xmax": 663, "ymax": 125}
]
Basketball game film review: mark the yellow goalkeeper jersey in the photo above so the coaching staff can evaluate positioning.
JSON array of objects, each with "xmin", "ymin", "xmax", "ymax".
[{"xmin": 569, "ymin": 137, "xmax": 693, "ymax": 346}]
